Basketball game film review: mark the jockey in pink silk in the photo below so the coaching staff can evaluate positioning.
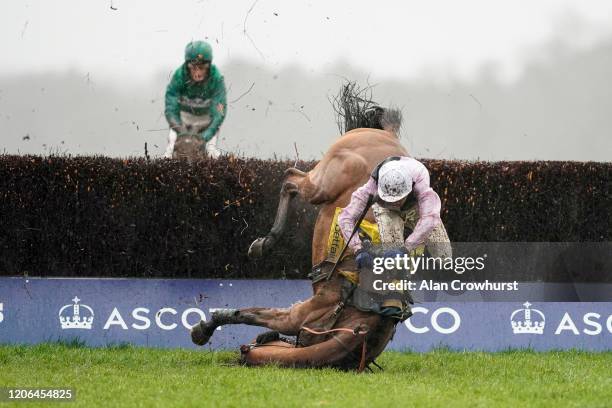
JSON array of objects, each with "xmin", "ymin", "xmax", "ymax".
[{"xmin": 338, "ymin": 156, "xmax": 449, "ymax": 266}]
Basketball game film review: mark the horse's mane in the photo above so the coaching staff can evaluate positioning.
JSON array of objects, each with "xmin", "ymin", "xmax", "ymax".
[{"xmin": 330, "ymin": 81, "xmax": 403, "ymax": 136}]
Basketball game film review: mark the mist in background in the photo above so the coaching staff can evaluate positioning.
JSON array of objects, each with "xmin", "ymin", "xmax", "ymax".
[{"xmin": 1, "ymin": 1, "xmax": 611, "ymax": 161}]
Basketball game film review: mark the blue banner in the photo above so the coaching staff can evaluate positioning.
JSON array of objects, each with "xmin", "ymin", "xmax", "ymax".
[{"xmin": 0, "ymin": 277, "xmax": 610, "ymax": 351}]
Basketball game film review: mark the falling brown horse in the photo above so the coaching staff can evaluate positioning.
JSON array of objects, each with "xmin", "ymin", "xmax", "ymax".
[{"xmin": 191, "ymin": 111, "xmax": 410, "ymax": 370}]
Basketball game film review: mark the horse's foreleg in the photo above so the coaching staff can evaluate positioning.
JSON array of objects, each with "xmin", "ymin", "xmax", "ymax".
[
  {"xmin": 190, "ymin": 305, "xmax": 320, "ymax": 346},
  {"xmin": 190, "ymin": 307, "xmax": 296, "ymax": 346},
  {"xmin": 248, "ymin": 168, "xmax": 307, "ymax": 259},
  {"xmin": 191, "ymin": 289, "xmax": 338, "ymax": 346}
]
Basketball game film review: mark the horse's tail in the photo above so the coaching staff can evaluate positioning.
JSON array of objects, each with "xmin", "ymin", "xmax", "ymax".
[
  {"xmin": 333, "ymin": 81, "xmax": 403, "ymax": 137},
  {"xmin": 379, "ymin": 107, "xmax": 402, "ymax": 136},
  {"xmin": 361, "ymin": 106, "xmax": 403, "ymax": 137}
]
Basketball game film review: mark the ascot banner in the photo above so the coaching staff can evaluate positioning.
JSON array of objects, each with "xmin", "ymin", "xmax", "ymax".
[{"xmin": 0, "ymin": 277, "xmax": 611, "ymax": 351}]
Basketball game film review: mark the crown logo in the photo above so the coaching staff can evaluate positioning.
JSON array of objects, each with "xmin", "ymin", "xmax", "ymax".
[
  {"xmin": 59, "ymin": 296, "xmax": 94, "ymax": 330},
  {"xmin": 510, "ymin": 301, "xmax": 545, "ymax": 334}
]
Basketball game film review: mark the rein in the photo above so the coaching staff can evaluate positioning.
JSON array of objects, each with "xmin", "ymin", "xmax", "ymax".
[
  {"xmin": 326, "ymin": 194, "xmax": 374, "ymax": 281},
  {"xmin": 300, "ymin": 325, "xmax": 369, "ymax": 373},
  {"xmin": 300, "ymin": 325, "xmax": 368, "ymax": 336}
]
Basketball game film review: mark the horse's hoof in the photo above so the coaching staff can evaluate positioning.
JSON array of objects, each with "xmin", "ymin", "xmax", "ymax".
[
  {"xmin": 248, "ymin": 237, "xmax": 271, "ymax": 259},
  {"xmin": 190, "ymin": 320, "xmax": 216, "ymax": 346}
]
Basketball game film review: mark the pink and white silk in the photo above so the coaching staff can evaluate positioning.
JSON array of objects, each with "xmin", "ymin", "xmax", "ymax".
[{"xmin": 338, "ymin": 157, "xmax": 442, "ymax": 252}]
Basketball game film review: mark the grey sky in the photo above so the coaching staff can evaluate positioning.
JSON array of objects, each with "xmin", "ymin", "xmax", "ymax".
[
  {"xmin": 4, "ymin": 0, "xmax": 612, "ymax": 81},
  {"xmin": 1, "ymin": 1, "xmax": 612, "ymax": 161}
]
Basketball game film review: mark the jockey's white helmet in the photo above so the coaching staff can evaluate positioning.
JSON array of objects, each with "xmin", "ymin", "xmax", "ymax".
[{"xmin": 377, "ymin": 160, "xmax": 412, "ymax": 202}]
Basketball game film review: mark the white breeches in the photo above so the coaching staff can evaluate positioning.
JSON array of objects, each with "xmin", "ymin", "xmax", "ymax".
[{"xmin": 372, "ymin": 203, "xmax": 452, "ymax": 258}]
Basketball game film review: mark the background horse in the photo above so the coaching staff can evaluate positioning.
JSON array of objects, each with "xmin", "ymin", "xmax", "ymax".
[{"xmin": 191, "ymin": 106, "xmax": 410, "ymax": 370}]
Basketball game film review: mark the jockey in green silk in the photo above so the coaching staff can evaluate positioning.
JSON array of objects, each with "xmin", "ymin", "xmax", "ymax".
[{"xmin": 164, "ymin": 41, "xmax": 227, "ymax": 159}]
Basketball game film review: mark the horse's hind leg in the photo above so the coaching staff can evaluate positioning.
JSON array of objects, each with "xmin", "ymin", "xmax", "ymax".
[
  {"xmin": 248, "ymin": 168, "xmax": 311, "ymax": 259},
  {"xmin": 241, "ymin": 330, "xmax": 367, "ymax": 369}
]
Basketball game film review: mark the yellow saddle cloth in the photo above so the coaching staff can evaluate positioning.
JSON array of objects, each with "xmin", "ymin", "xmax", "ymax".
[
  {"xmin": 326, "ymin": 207, "xmax": 425, "ymax": 286},
  {"xmin": 326, "ymin": 207, "xmax": 381, "ymax": 264}
]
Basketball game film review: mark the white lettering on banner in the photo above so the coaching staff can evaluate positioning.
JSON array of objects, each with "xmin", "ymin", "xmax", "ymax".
[
  {"xmin": 0, "ymin": 302, "xmax": 3, "ymax": 323},
  {"xmin": 431, "ymin": 307, "xmax": 461, "ymax": 334},
  {"xmin": 156, "ymin": 308, "xmax": 177, "ymax": 330},
  {"xmin": 181, "ymin": 308, "xmax": 206, "ymax": 329},
  {"xmin": 555, "ymin": 313, "xmax": 579, "ymax": 335},
  {"xmin": 553, "ymin": 312, "xmax": 612, "ymax": 335},
  {"xmin": 132, "ymin": 308, "xmax": 151, "ymax": 330},
  {"xmin": 583, "ymin": 313, "xmax": 602, "ymax": 336},
  {"xmin": 405, "ymin": 307, "xmax": 429, "ymax": 333},
  {"xmin": 100, "ymin": 307, "xmax": 208, "ymax": 331},
  {"xmin": 104, "ymin": 308, "xmax": 128, "ymax": 330},
  {"xmin": 403, "ymin": 307, "xmax": 461, "ymax": 334}
]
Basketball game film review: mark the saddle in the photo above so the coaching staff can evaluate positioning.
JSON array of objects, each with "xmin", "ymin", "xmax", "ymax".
[{"xmin": 309, "ymin": 258, "xmax": 413, "ymax": 322}]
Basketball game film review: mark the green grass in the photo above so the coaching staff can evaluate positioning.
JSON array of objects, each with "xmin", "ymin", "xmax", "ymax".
[{"xmin": 0, "ymin": 344, "xmax": 611, "ymax": 407}]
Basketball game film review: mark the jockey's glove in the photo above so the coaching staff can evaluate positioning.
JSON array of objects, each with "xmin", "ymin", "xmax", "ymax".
[
  {"xmin": 168, "ymin": 121, "xmax": 183, "ymax": 132},
  {"xmin": 355, "ymin": 249, "xmax": 374, "ymax": 269}
]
